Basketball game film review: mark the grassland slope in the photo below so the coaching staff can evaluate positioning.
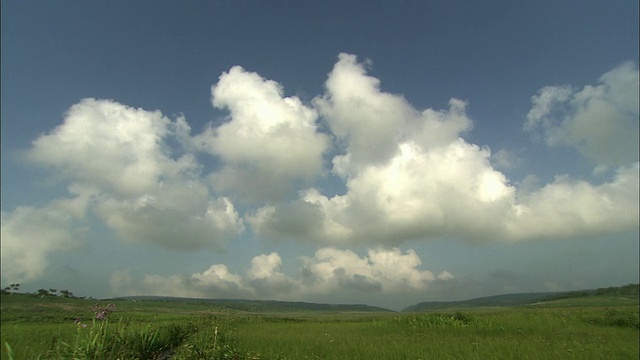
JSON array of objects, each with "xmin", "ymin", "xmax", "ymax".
[{"xmin": 403, "ymin": 283, "xmax": 639, "ymax": 312}]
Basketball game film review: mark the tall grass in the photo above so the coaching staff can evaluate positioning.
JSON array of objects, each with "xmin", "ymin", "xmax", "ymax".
[
  {"xmin": 2, "ymin": 315, "xmax": 237, "ymax": 359},
  {"xmin": 228, "ymin": 308, "xmax": 639, "ymax": 359},
  {"xmin": 51, "ymin": 319, "xmax": 199, "ymax": 359},
  {"xmin": 1, "ymin": 323, "xmax": 74, "ymax": 359},
  {"xmin": 2, "ymin": 293, "xmax": 638, "ymax": 359}
]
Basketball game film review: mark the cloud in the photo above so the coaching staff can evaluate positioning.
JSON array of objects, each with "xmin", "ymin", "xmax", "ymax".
[
  {"xmin": 251, "ymin": 55, "xmax": 639, "ymax": 245},
  {"xmin": 505, "ymin": 164, "xmax": 639, "ymax": 240},
  {"xmin": 29, "ymin": 99, "xmax": 181, "ymax": 196},
  {"xmin": 8, "ymin": 54, "xmax": 639, "ymax": 289},
  {"xmin": 1, "ymin": 197, "xmax": 88, "ymax": 282},
  {"xmin": 300, "ymin": 247, "xmax": 439, "ymax": 293},
  {"xmin": 314, "ymin": 53, "xmax": 472, "ymax": 170},
  {"xmin": 194, "ymin": 66, "xmax": 330, "ymax": 202},
  {"xmin": 109, "ymin": 269, "xmax": 134, "ymax": 294},
  {"xmin": 27, "ymin": 98, "xmax": 244, "ymax": 250},
  {"xmin": 112, "ymin": 264, "xmax": 252, "ymax": 299},
  {"xmin": 525, "ymin": 62, "xmax": 639, "ymax": 166},
  {"xmin": 109, "ymin": 247, "xmax": 450, "ymax": 303},
  {"xmin": 246, "ymin": 252, "xmax": 295, "ymax": 294},
  {"xmin": 491, "ymin": 148, "xmax": 524, "ymax": 170},
  {"xmin": 95, "ymin": 195, "xmax": 243, "ymax": 251},
  {"xmin": 251, "ymin": 140, "xmax": 517, "ymax": 244}
]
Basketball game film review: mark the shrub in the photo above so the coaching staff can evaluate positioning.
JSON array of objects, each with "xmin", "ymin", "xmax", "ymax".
[{"xmin": 398, "ymin": 312, "xmax": 477, "ymax": 328}]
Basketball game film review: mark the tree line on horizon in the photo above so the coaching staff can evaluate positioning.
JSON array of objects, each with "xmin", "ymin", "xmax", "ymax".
[
  {"xmin": 1, "ymin": 284, "xmax": 90, "ymax": 299},
  {"xmin": 545, "ymin": 283, "xmax": 639, "ymax": 301}
]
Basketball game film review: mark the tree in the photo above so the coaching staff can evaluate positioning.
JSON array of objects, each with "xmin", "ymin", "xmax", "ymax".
[
  {"xmin": 60, "ymin": 289, "xmax": 74, "ymax": 298},
  {"xmin": 3, "ymin": 284, "xmax": 20, "ymax": 295}
]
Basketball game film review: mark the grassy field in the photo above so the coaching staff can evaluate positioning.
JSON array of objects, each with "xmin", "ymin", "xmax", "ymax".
[{"xmin": 1, "ymin": 293, "xmax": 638, "ymax": 359}]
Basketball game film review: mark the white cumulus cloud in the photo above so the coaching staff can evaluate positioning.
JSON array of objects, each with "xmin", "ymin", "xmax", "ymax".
[
  {"xmin": 109, "ymin": 247, "xmax": 449, "ymax": 303},
  {"xmin": 194, "ymin": 66, "xmax": 330, "ymax": 202},
  {"xmin": 8, "ymin": 54, "xmax": 639, "ymax": 289},
  {"xmin": 506, "ymin": 163, "xmax": 639, "ymax": 240},
  {"xmin": 314, "ymin": 53, "xmax": 472, "ymax": 171},
  {"xmin": 300, "ymin": 247, "xmax": 438, "ymax": 293},
  {"xmin": 27, "ymin": 98, "xmax": 244, "ymax": 251},
  {"xmin": 1, "ymin": 196, "xmax": 88, "ymax": 282},
  {"xmin": 251, "ymin": 55, "xmax": 639, "ymax": 245},
  {"xmin": 525, "ymin": 62, "xmax": 639, "ymax": 166}
]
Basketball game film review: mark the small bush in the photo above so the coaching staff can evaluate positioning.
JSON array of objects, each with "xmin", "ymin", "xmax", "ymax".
[
  {"xmin": 399, "ymin": 312, "xmax": 477, "ymax": 328},
  {"xmin": 585, "ymin": 308, "xmax": 640, "ymax": 329}
]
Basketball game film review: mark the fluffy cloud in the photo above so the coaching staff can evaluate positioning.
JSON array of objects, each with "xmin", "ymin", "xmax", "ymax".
[
  {"xmin": 109, "ymin": 247, "xmax": 450, "ymax": 302},
  {"xmin": 111, "ymin": 264, "xmax": 252, "ymax": 300},
  {"xmin": 8, "ymin": 54, "xmax": 639, "ymax": 288},
  {"xmin": 95, "ymin": 195, "xmax": 242, "ymax": 251},
  {"xmin": 251, "ymin": 140, "xmax": 516, "ymax": 244},
  {"xmin": 1, "ymin": 196, "xmax": 88, "ymax": 282},
  {"xmin": 251, "ymin": 55, "xmax": 639, "ymax": 244},
  {"xmin": 29, "ymin": 99, "xmax": 184, "ymax": 196},
  {"xmin": 525, "ymin": 62, "xmax": 639, "ymax": 166},
  {"xmin": 491, "ymin": 148, "xmax": 524, "ymax": 171},
  {"xmin": 194, "ymin": 66, "xmax": 330, "ymax": 202},
  {"xmin": 314, "ymin": 53, "xmax": 472, "ymax": 171},
  {"xmin": 245, "ymin": 253, "xmax": 295, "ymax": 294},
  {"xmin": 27, "ymin": 98, "xmax": 243, "ymax": 250},
  {"xmin": 300, "ymin": 247, "xmax": 447, "ymax": 294},
  {"xmin": 506, "ymin": 164, "xmax": 639, "ymax": 240}
]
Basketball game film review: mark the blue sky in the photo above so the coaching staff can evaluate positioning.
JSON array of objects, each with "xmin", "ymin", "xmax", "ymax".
[{"xmin": 1, "ymin": 0, "xmax": 638, "ymax": 310}]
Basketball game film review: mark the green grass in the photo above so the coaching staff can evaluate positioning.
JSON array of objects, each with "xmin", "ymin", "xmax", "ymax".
[
  {"xmin": 228, "ymin": 308, "xmax": 638, "ymax": 359},
  {"xmin": 531, "ymin": 295, "xmax": 639, "ymax": 308},
  {"xmin": 1, "ymin": 293, "xmax": 638, "ymax": 359}
]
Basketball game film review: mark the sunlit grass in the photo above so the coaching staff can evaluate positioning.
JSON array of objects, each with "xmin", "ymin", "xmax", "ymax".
[
  {"xmin": 1, "ymin": 322, "xmax": 74, "ymax": 359},
  {"xmin": 229, "ymin": 308, "xmax": 639, "ymax": 360},
  {"xmin": 1, "ymin": 293, "xmax": 638, "ymax": 359}
]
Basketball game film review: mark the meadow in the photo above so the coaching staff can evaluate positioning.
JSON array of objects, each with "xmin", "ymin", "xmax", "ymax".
[{"xmin": 1, "ymin": 292, "xmax": 638, "ymax": 359}]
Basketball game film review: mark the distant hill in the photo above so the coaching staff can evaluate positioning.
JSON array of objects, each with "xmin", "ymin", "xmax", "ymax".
[
  {"xmin": 402, "ymin": 284, "xmax": 639, "ymax": 312},
  {"xmin": 540, "ymin": 283, "xmax": 638, "ymax": 301},
  {"xmin": 111, "ymin": 296, "xmax": 395, "ymax": 313},
  {"xmin": 402, "ymin": 292, "xmax": 558, "ymax": 312}
]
